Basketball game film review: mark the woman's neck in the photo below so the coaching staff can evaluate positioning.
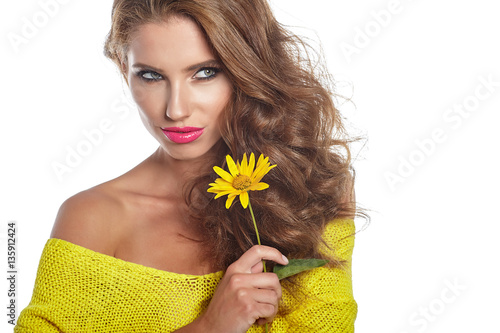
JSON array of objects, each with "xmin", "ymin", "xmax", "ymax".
[{"xmin": 147, "ymin": 147, "xmax": 215, "ymax": 194}]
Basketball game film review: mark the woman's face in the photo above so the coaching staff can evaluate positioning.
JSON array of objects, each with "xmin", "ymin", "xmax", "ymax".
[{"xmin": 124, "ymin": 16, "xmax": 232, "ymax": 161}]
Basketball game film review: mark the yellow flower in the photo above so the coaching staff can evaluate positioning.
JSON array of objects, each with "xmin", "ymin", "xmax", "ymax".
[{"xmin": 207, "ymin": 153, "xmax": 276, "ymax": 209}]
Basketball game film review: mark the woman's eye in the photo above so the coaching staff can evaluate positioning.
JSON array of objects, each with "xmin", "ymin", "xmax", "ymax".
[
  {"xmin": 193, "ymin": 68, "xmax": 220, "ymax": 80},
  {"xmin": 139, "ymin": 71, "xmax": 162, "ymax": 82}
]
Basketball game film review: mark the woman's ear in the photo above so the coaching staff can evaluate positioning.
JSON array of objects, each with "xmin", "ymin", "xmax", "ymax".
[
  {"xmin": 119, "ymin": 56, "xmax": 130, "ymax": 86},
  {"xmin": 120, "ymin": 58, "xmax": 128, "ymax": 74}
]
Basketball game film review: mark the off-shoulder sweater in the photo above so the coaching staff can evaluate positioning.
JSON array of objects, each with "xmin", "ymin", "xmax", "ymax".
[{"xmin": 15, "ymin": 219, "xmax": 357, "ymax": 332}]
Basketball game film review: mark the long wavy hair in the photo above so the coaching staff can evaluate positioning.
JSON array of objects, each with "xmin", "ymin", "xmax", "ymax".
[{"xmin": 104, "ymin": 0, "xmax": 362, "ymax": 272}]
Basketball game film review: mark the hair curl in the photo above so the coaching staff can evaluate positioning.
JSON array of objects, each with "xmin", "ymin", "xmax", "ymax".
[{"xmin": 104, "ymin": 0, "xmax": 364, "ymax": 272}]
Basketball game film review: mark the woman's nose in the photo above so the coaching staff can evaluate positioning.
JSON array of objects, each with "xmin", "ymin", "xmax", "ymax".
[{"xmin": 165, "ymin": 82, "xmax": 191, "ymax": 121}]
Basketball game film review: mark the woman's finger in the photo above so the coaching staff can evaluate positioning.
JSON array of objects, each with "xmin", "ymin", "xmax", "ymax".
[
  {"xmin": 229, "ymin": 272, "xmax": 282, "ymax": 300},
  {"xmin": 251, "ymin": 287, "xmax": 281, "ymax": 307},
  {"xmin": 228, "ymin": 245, "xmax": 288, "ymax": 274},
  {"xmin": 235, "ymin": 287, "xmax": 279, "ymax": 324}
]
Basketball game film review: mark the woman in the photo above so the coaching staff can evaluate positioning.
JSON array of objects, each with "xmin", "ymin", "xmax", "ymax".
[{"xmin": 15, "ymin": 0, "xmax": 359, "ymax": 332}]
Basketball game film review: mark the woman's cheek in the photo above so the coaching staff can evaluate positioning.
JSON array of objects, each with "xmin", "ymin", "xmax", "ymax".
[
  {"xmin": 193, "ymin": 80, "xmax": 232, "ymax": 114},
  {"xmin": 131, "ymin": 84, "xmax": 151, "ymax": 107},
  {"xmin": 132, "ymin": 85, "xmax": 168, "ymax": 115}
]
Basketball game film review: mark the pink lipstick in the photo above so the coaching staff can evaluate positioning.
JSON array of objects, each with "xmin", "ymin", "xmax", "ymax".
[{"xmin": 161, "ymin": 127, "xmax": 204, "ymax": 144}]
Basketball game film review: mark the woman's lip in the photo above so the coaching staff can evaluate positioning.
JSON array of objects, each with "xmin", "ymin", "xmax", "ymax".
[
  {"xmin": 161, "ymin": 127, "xmax": 204, "ymax": 144},
  {"xmin": 162, "ymin": 126, "xmax": 203, "ymax": 132}
]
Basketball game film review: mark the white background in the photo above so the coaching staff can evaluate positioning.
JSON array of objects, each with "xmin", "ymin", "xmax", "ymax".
[{"xmin": 1, "ymin": 0, "xmax": 499, "ymax": 332}]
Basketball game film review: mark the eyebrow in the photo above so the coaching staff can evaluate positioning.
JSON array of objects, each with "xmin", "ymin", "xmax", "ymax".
[
  {"xmin": 185, "ymin": 60, "xmax": 221, "ymax": 72},
  {"xmin": 131, "ymin": 59, "xmax": 221, "ymax": 73}
]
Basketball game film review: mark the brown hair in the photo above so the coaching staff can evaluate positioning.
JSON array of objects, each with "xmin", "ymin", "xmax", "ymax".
[{"xmin": 104, "ymin": 0, "xmax": 363, "ymax": 272}]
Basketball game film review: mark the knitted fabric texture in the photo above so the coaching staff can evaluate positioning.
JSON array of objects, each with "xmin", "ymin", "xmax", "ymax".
[{"xmin": 15, "ymin": 218, "xmax": 357, "ymax": 332}]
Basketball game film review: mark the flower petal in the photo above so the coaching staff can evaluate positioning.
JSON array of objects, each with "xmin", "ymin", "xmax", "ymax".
[
  {"xmin": 211, "ymin": 186, "xmax": 234, "ymax": 192},
  {"xmin": 225, "ymin": 194, "xmax": 237, "ymax": 209},
  {"xmin": 249, "ymin": 182, "xmax": 269, "ymax": 191},
  {"xmin": 257, "ymin": 153, "xmax": 265, "ymax": 167},
  {"xmin": 207, "ymin": 184, "xmax": 224, "ymax": 192},
  {"xmin": 253, "ymin": 162, "xmax": 276, "ymax": 183},
  {"xmin": 207, "ymin": 187, "xmax": 221, "ymax": 193},
  {"xmin": 239, "ymin": 191, "xmax": 249, "ymax": 209},
  {"xmin": 215, "ymin": 190, "xmax": 238, "ymax": 199},
  {"xmin": 209, "ymin": 179, "xmax": 232, "ymax": 188},
  {"xmin": 211, "ymin": 181, "xmax": 234, "ymax": 190},
  {"xmin": 214, "ymin": 166, "xmax": 234, "ymax": 183},
  {"xmin": 215, "ymin": 178, "xmax": 230, "ymax": 184},
  {"xmin": 240, "ymin": 153, "xmax": 248, "ymax": 176},
  {"xmin": 226, "ymin": 155, "xmax": 239, "ymax": 177},
  {"xmin": 248, "ymin": 153, "xmax": 256, "ymax": 175},
  {"xmin": 253, "ymin": 155, "xmax": 268, "ymax": 175}
]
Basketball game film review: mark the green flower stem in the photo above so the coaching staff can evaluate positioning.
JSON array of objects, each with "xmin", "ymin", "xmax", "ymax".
[
  {"xmin": 247, "ymin": 200, "xmax": 268, "ymax": 332},
  {"xmin": 248, "ymin": 201, "xmax": 265, "ymax": 272}
]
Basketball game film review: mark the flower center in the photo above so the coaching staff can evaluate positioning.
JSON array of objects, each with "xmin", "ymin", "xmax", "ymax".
[{"xmin": 232, "ymin": 174, "xmax": 252, "ymax": 190}]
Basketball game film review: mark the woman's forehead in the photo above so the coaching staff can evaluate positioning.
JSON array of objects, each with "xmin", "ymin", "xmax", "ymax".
[{"xmin": 127, "ymin": 17, "xmax": 215, "ymax": 69}]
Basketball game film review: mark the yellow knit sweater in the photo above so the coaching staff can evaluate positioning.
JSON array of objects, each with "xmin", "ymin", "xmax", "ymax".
[{"xmin": 15, "ymin": 219, "xmax": 356, "ymax": 332}]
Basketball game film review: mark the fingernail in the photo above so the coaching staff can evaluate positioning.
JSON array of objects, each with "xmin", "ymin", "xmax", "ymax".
[{"xmin": 282, "ymin": 254, "xmax": 289, "ymax": 264}]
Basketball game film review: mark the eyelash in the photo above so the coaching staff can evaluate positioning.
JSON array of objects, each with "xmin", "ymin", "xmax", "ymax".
[
  {"xmin": 136, "ymin": 67, "xmax": 222, "ymax": 83},
  {"xmin": 193, "ymin": 67, "xmax": 222, "ymax": 80},
  {"xmin": 136, "ymin": 70, "xmax": 162, "ymax": 83}
]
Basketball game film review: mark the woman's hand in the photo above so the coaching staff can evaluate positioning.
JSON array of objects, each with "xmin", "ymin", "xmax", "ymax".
[{"xmin": 194, "ymin": 245, "xmax": 288, "ymax": 333}]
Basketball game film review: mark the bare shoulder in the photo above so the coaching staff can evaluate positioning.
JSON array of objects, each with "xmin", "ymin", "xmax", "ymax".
[{"xmin": 50, "ymin": 183, "xmax": 126, "ymax": 255}]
